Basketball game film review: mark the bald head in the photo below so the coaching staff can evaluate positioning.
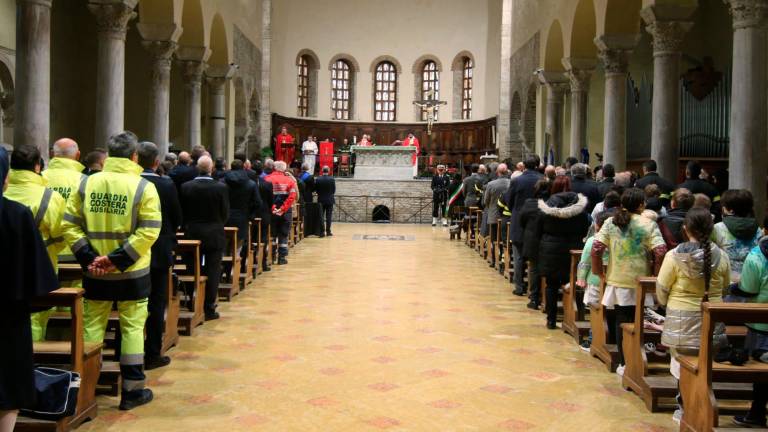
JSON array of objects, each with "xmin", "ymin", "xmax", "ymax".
[
  {"xmin": 497, "ymin": 163, "xmax": 508, "ymax": 176},
  {"xmin": 52, "ymin": 138, "xmax": 80, "ymax": 160},
  {"xmin": 178, "ymin": 151, "xmax": 191, "ymax": 165},
  {"xmin": 544, "ymin": 165, "xmax": 556, "ymax": 180},
  {"xmin": 515, "ymin": 162, "xmax": 524, "ymax": 172},
  {"xmin": 478, "ymin": 164, "xmax": 487, "ymax": 174},
  {"xmin": 197, "ymin": 155, "xmax": 213, "ymax": 175}
]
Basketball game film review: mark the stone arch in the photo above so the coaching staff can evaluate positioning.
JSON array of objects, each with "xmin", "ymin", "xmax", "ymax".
[
  {"xmin": 328, "ymin": 53, "xmax": 360, "ymax": 72},
  {"xmin": 568, "ymin": 0, "xmax": 597, "ymax": 59},
  {"xmin": 451, "ymin": 50, "xmax": 475, "ymax": 71},
  {"xmin": 296, "ymin": 48, "xmax": 320, "ymax": 70},
  {"xmin": 600, "ymin": 0, "xmax": 642, "ymax": 36},
  {"xmin": 208, "ymin": 13, "xmax": 229, "ymax": 66},
  {"xmin": 523, "ymin": 83, "xmax": 538, "ymax": 154},
  {"xmin": 543, "ymin": 20, "xmax": 565, "ymax": 71},
  {"xmin": 138, "ymin": 0, "xmax": 181, "ymax": 25},
  {"xmin": 0, "ymin": 57, "xmax": 14, "ymax": 145},
  {"xmin": 369, "ymin": 55, "xmax": 402, "ymax": 74},
  {"xmin": 411, "ymin": 54, "xmax": 443, "ymax": 73},
  {"xmin": 179, "ymin": 0, "xmax": 206, "ymax": 47},
  {"xmin": 510, "ymin": 91, "xmax": 523, "ymax": 139}
]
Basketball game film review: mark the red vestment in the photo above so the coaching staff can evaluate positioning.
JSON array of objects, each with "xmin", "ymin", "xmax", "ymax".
[
  {"xmin": 318, "ymin": 140, "xmax": 334, "ymax": 171},
  {"xmin": 275, "ymin": 132, "xmax": 295, "ymax": 163},
  {"xmin": 404, "ymin": 137, "xmax": 420, "ymax": 165}
]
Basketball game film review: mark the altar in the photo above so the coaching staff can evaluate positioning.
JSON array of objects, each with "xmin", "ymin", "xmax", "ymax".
[{"xmin": 351, "ymin": 145, "xmax": 416, "ymax": 180}]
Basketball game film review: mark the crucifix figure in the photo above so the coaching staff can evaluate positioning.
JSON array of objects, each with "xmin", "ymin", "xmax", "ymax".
[{"xmin": 413, "ymin": 89, "xmax": 446, "ymax": 135}]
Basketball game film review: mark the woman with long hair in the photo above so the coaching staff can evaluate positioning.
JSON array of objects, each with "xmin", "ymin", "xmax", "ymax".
[{"xmin": 591, "ymin": 188, "xmax": 668, "ymax": 375}]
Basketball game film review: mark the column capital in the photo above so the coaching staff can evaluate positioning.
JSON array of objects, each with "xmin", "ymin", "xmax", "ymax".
[
  {"xmin": 180, "ymin": 60, "xmax": 207, "ymax": 85},
  {"xmin": 88, "ymin": 1, "xmax": 138, "ymax": 41},
  {"xmin": 726, "ymin": 0, "xmax": 768, "ymax": 29},
  {"xmin": 206, "ymin": 64, "xmax": 237, "ymax": 92},
  {"xmin": 562, "ymin": 58, "xmax": 596, "ymax": 92},
  {"xmin": 594, "ymin": 34, "xmax": 640, "ymax": 74},
  {"xmin": 641, "ymin": 5, "xmax": 695, "ymax": 55},
  {"xmin": 142, "ymin": 40, "xmax": 177, "ymax": 62}
]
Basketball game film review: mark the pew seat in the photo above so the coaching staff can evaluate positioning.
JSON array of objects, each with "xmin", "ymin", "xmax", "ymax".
[
  {"xmin": 218, "ymin": 227, "xmax": 241, "ymax": 301},
  {"xmin": 176, "ymin": 239, "xmax": 206, "ymax": 336},
  {"xmin": 563, "ymin": 250, "xmax": 589, "ymax": 343}
]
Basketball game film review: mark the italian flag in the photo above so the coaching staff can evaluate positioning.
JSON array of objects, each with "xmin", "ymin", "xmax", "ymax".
[{"xmin": 445, "ymin": 183, "xmax": 464, "ymax": 217}]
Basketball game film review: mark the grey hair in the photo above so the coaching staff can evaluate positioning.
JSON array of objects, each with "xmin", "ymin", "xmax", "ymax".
[
  {"xmin": 264, "ymin": 158, "xmax": 275, "ymax": 169},
  {"xmin": 137, "ymin": 141, "xmax": 159, "ymax": 170},
  {"xmin": 52, "ymin": 138, "xmax": 79, "ymax": 158},
  {"xmin": 107, "ymin": 131, "xmax": 139, "ymax": 158},
  {"xmin": 274, "ymin": 160, "xmax": 287, "ymax": 172},
  {"xmin": 197, "ymin": 155, "xmax": 213, "ymax": 174},
  {"xmin": 571, "ymin": 163, "xmax": 587, "ymax": 177},
  {"xmin": 164, "ymin": 152, "xmax": 178, "ymax": 163},
  {"xmin": 301, "ymin": 162, "xmax": 310, "ymax": 171}
]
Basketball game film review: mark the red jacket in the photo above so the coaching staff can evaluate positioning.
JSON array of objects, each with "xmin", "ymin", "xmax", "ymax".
[{"xmin": 264, "ymin": 171, "xmax": 298, "ymax": 214}]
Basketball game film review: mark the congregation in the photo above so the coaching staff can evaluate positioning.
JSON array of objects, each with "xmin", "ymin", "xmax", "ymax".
[
  {"xmin": 0, "ymin": 131, "xmax": 336, "ymax": 431},
  {"xmin": 445, "ymin": 155, "xmax": 768, "ymax": 429}
]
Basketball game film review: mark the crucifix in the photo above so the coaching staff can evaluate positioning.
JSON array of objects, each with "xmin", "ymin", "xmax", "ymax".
[{"xmin": 413, "ymin": 89, "xmax": 446, "ymax": 135}]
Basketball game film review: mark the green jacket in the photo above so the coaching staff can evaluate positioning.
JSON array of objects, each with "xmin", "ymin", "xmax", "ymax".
[{"xmin": 740, "ymin": 236, "xmax": 768, "ymax": 332}]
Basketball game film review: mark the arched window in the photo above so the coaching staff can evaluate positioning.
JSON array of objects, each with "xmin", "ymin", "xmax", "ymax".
[
  {"xmin": 331, "ymin": 59, "xmax": 352, "ymax": 120},
  {"xmin": 374, "ymin": 61, "xmax": 397, "ymax": 122},
  {"xmin": 462, "ymin": 57, "xmax": 473, "ymax": 120},
  {"xmin": 297, "ymin": 55, "xmax": 310, "ymax": 117},
  {"xmin": 420, "ymin": 61, "xmax": 440, "ymax": 121}
]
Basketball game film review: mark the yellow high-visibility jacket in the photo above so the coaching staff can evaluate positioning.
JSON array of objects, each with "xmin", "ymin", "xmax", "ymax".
[
  {"xmin": 5, "ymin": 169, "xmax": 67, "ymax": 270},
  {"xmin": 62, "ymin": 157, "xmax": 161, "ymax": 299},
  {"xmin": 43, "ymin": 157, "xmax": 87, "ymax": 262}
]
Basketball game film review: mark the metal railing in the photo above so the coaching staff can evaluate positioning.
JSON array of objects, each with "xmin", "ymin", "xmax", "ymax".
[{"xmin": 332, "ymin": 195, "xmax": 434, "ymax": 224}]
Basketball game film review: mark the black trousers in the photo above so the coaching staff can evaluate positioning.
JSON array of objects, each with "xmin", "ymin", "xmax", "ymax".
[
  {"xmin": 527, "ymin": 258, "xmax": 540, "ymax": 301},
  {"xmin": 545, "ymin": 275, "xmax": 567, "ymax": 325},
  {"xmin": 271, "ymin": 211, "xmax": 291, "ymax": 257},
  {"xmin": 199, "ymin": 245, "xmax": 223, "ymax": 314},
  {"xmin": 614, "ymin": 305, "xmax": 635, "ymax": 365},
  {"xmin": 432, "ymin": 196, "xmax": 447, "ymax": 218},
  {"xmin": 321, "ymin": 203, "xmax": 333, "ymax": 234},
  {"xmin": 145, "ymin": 266, "xmax": 169, "ymax": 358}
]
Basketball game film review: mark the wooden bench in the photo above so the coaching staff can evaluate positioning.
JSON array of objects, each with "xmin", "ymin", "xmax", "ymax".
[
  {"xmin": 589, "ymin": 278, "xmax": 620, "ymax": 372},
  {"xmin": 474, "ymin": 209, "xmax": 486, "ymax": 258},
  {"xmin": 250, "ymin": 218, "xmax": 264, "ymax": 277},
  {"xmin": 449, "ymin": 206, "xmax": 467, "ymax": 241},
  {"xmin": 16, "ymin": 288, "xmax": 102, "ymax": 432},
  {"xmin": 465, "ymin": 206, "xmax": 478, "ymax": 248},
  {"xmin": 219, "ymin": 227, "xmax": 241, "ymax": 301},
  {"xmin": 175, "ymin": 239, "xmax": 206, "ymax": 336},
  {"xmin": 500, "ymin": 222, "xmax": 512, "ymax": 280},
  {"xmin": 563, "ymin": 250, "xmax": 590, "ymax": 343},
  {"xmin": 162, "ymin": 266, "xmax": 180, "ymax": 355},
  {"xmin": 239, "ymin": 221, "xmax": 254, "ymax": 289},
  {"xmin": 679, "ymin": 303, "xmax": 768, "ymax": 432}
]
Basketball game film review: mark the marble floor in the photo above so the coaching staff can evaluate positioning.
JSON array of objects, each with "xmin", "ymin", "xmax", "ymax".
[{"xmin": 80, "ymin": 223, "xmax": 675, "ymax": 431}]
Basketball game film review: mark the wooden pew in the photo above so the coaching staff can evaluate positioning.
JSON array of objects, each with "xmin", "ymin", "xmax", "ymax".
[
  {"xmin": 563, "ymin": 250, "xmax": 590, "ymax": 343},
  {"xmin": 502, "ymin": 222, "xmax": 512, "ymax": 280},
  {"xmin": 465, "ymin": 206, "xmax": 478, "ymax": 248},
  {"xmin": 239, "ymin": 221, "xmax": 254, "ymax": 289},
  {"xmin": 176, "ymin": 239, "xmax": 206, "ymax": 336},
  {"xmin": 475, "ymin": 209, "xmax": 486, "ymax": 257},
  {"xmin": 589, "ymin": 278, "xmax": 621, "ymax": 372},
  {"xmin": 619, "ymin": 277, "xmax": 677, "ymax": 411},
  {"xmin": 16, "ymin": 288, "xmax": 102, "ymax": 432},
  {"xmin": 162, "ymin": 266, "xmax": 180, "ymax": 355},
  {"xmin": 218, "ymin": 227, "xmax": 241, "ymax": 301},
  {"xmin": 489, "ymin": 218, "xmax": 501, "ymax": 266},
  {"xmin": 679, "ymin": 303, "xmax": 768, "ymax": 432},
  {"xmin": 251, "ymin": 218, "xmax": 264, "ymax": 277},
  {"xmin": 449, "ymin": 206, "xmax": 467, "ymax": 241}
]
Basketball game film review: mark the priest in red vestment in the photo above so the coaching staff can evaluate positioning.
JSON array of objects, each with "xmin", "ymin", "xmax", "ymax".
[
  {"xmin": 403, "ymin": 133, "xmax": 420, "ymax": 177},
  {"xmin": 275, "ymin": 126, "xmax": 295, "ymax": 163}
]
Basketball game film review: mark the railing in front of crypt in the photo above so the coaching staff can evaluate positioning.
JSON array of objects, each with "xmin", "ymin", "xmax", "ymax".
[{"xmin": 332, "ymin": 195, "xmax": 434, "ymax": 224}]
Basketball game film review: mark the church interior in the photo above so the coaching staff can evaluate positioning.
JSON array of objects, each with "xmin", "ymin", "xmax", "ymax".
[{"xmin": 2, "ymin": 0, "xmax": 768, "ymax": 431}]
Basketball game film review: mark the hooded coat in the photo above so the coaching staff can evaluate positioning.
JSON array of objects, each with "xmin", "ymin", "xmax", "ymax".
[
  {"xmin": 537, "ymin": 192, "xmax": 590, "ymax": 281},
  {"xmin": 223, "ymin": 170, "xmax": 262, "ymax": 241},
  {"xmin": 713, "ymin": 216, "xmax": 762, "ymax": 278}
]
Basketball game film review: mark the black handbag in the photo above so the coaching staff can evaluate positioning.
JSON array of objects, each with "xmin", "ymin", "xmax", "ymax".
[{"xmin": 19, "ymin": 367, "xmax": 80, "ymax": 420}]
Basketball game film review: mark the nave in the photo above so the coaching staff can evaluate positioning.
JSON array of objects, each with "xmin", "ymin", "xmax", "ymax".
[{"xmin": 79, "ymin": 223, "xmax": 673, "ymax": 431}]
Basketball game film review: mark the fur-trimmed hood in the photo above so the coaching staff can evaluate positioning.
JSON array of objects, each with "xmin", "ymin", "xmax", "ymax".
[
  {"xmin": 641, "ymin": 209, "xmax": 659, "ymax": 222},
  {"xmin": 538, "ymin": 192, "xmax": 588, "ymax": 219}
]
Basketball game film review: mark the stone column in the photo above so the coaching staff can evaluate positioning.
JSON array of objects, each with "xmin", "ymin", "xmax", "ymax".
[
  {"xmin": 14, "ymin": 0, "xmax": 52, "ymax": 160},
  {"xmin": 537, "ymin": 72, "xmax": 568, "ymax": 164},
  {"xmin": 206, "ymin": 65, "xmax": 237, "ymax": 159},
  {"xmin": 89, "ymin": 0, "xmax": 138, "ymax": 148},
  {"xmin": 562, "ymin": 58, "xmax": 595, "ymax": 160},
  {"xmin": 177, "ymin": 46, "xmax": 210, "ymax": 150},
  {"xmin": 726, "ymin": 0, "xmax": 768, "ymax": 219},
  {"xmin": 595, "ymin": 35, "xmax": 639, "ymax": 171},
  {"xmin": 138, "ymin": 23, "xmax": 181, "ymax": 158},
  {"xmin": 641, "ymin": 6, "xmax": 695, "ymax": 181},
  {"xmin": 497, "ymin": 0, "xmax": 514, "ymax": 159},
  {"xmin": 259, "ymin": 0, "xmax": 273, "ymax": 153}
]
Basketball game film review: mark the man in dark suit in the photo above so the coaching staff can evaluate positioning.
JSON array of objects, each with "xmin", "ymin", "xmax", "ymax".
[
  {"xmin": 635, "ymin": 159, "xmax": 676, "ymax": 208},
  {"xmin": 180, "ymin": 155, "xmax": 229, "ymax": 320},
  {"xmin": 314, "ymin": 165, "xmax": 336, "ymax": 237},
  {"xmin": 169, "ymin": 145, "xmax": 206, "ymax": 192},
  {"xmin": 252, "ymin": 160, "xmax": 274, "ymax": 271},
  {"xmin": 569, "ymin": 163, "xmax": 600, "ymax": 213},
  {"xmin": 597, "ymin": 163, "xmax": 615, "ymax": 198},
  {"xmin": 137, "ymin": 142, "xmax": 182, "ymax": 370},
  {"xmin": 502, "ymin": 155, "xmax": 542, "ymax": 296}
]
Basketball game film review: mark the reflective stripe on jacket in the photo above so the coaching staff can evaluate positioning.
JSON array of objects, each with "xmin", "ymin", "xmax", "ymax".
[
  {"xmin": 5, "ymin": 169, "xmax": 67, "ymax": 269},
  {"xmin": 62, "ymin": 157, "xmax": 161, "ymax": 281},
  {"xmin": 43, "ymin": 157, "xmax": 87, "ymax": 262}
]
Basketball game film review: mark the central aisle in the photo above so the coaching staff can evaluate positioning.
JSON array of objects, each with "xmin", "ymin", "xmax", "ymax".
[{"xmin": 81, "ymin": 223, "xmax": 674, "ymax": 431}]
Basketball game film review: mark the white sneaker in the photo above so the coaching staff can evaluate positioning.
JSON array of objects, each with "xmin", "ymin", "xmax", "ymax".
[
  {"xmin": 672, "ymin": 409, "xmax": 683, "ymax": 425},
  {"xmin": 442, "ymin": 218, "xmax": 448, "ymax": 226},
  {"xmin": 432, "ymin": 217, "xmax": 437, "ymax": 226},
  {"xmin": 615, "ymin": 364, "xmax": 625, "ymax": 377}
]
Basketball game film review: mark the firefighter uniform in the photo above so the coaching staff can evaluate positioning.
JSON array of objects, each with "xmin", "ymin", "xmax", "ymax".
[
  {"xmin": 5, "ymin": 169, "xmax": 68, "ymax": 340},
  {"xmin": 43, "ymin": 157, "xmax": 87, "ymax": 264},
  {"xmin": 61, "ymin": 157, "xmax": 161, "ymax": 402}
]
